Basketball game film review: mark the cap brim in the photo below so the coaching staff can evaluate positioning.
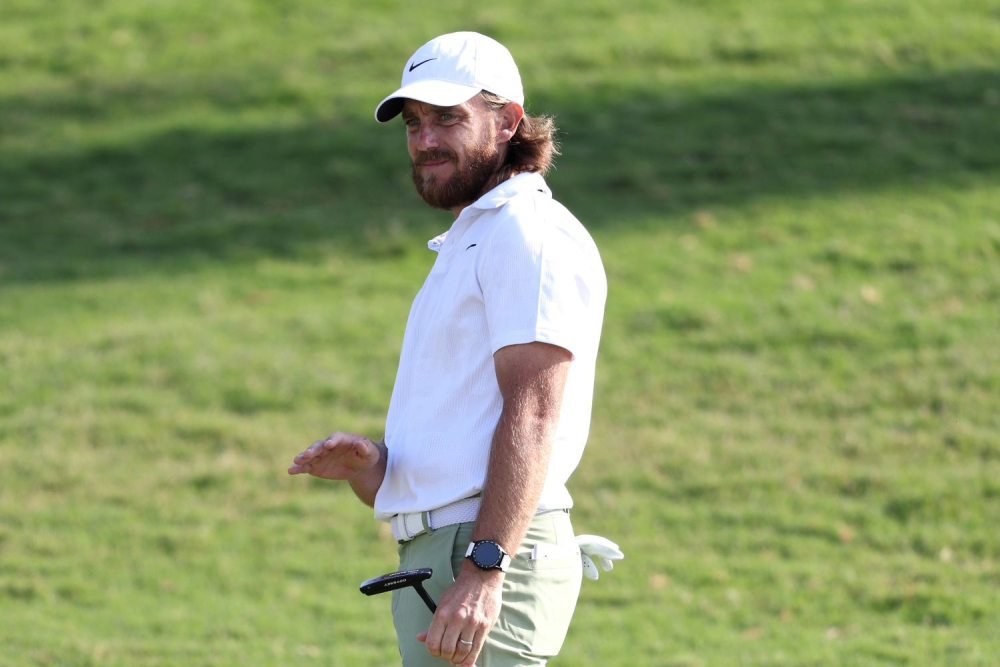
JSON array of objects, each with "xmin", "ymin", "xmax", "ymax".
[{"xmin": 374, "ymin": 80, "xmax": 482, "ymax": 122}]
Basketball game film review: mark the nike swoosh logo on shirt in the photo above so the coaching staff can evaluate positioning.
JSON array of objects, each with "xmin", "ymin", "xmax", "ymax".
[
  {"xmin": 466, "ymin": 244, "xmax": 477, "ymax": 251},
  {"xmin": 409, "ymin": 58, "xmax": 437, "ymax": 72}
]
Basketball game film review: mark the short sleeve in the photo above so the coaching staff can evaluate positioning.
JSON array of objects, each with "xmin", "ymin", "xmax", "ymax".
[{"xmin": 476, "ymin": 209, "xmax": 598, "ymax": 359}]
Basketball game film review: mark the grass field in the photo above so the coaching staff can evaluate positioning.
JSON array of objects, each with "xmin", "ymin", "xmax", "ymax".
[{"xmin": 2, "ymin": 1, "xmax": 1000, "ymax": 665}]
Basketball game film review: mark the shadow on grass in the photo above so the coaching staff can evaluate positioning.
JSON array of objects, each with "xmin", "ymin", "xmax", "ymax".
[{"xmin": 1, "ymin": 67, "xmax": 997, "ymax": 283}]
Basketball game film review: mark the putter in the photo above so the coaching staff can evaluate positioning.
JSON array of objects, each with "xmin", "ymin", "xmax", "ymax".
[{"xmin": 360, "ymin": 567, "xmax": 437, "ymax": 612}]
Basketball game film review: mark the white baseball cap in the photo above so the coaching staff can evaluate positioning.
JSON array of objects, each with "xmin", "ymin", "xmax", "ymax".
[{"xmin": 374, "ymin": 32, "xmax": 524, "ymax": 123}]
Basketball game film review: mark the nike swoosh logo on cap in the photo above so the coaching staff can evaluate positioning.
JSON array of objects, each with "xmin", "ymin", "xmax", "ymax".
[{"xmin": 409, "ymin": 58, "xmax": 437, "ymax": 72}]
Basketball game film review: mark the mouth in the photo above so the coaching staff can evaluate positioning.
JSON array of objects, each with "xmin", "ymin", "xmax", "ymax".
[{"xmin": 419, "ymin": 159, "xmax": 450, "ymax": 169}]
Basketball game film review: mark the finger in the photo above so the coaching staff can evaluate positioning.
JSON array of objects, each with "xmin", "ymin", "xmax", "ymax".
[
  {"xmin": 451, "ymin": 633, "xmax": 476, "ymax": 666},
  {"xmin": 597, "ymin": 556, "xmax": 615, "ymax": 572},
  {"xmin": 351, "ymin": 442, "xmax": 372, "ymax": 458},
  {"xmin": 319, "ymin": 436, "xmax": 362, "ymax": 462},
  {"xmin": 460, "ymin": 629, "xmax": 486, "ymax": 667},
  {"xmin": 324, "ymin": 431, "xmax": 355, "ymax": 447},
  {"xmin": 316, "ymin": 439, "xmax": 369, "ymax": 473},
  {"xmin": 339, "ymin": 440, "xmax": 364, "ymax": 462},
  {"xmin": 439, "ymin": 618, "xmax": 468, "ymax": 663},
  {"xmin": 423, "ymin": 614, "xmax": 447, "ymax": 658},
  {"xmin": 327, "ymin": 436, "xmax": 372, "ymax": 464},
  {"xmin": 296, "ymin": 439, "xmax": 327, "ymax": 463}
]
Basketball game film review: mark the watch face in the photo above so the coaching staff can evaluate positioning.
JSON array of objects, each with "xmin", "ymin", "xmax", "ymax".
[{"xmin": 473, "ymin": 541, "xmax": 502, "ymax": 568}]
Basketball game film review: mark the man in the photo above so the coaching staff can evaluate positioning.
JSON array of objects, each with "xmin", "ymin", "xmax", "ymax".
[{"xmin": 288, "ymin": 32, "xmax": 607, "ymax": 667}]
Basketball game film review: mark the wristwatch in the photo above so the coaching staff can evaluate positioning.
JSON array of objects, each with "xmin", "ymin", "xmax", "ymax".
[{"xmin": 465, "ymin": 540, "xmax": 512, "ymax": 573}]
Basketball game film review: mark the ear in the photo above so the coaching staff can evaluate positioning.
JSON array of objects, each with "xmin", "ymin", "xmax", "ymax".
[{"xmin": 496, "ymin": 102, "xmax": 524, "ymax": 142}]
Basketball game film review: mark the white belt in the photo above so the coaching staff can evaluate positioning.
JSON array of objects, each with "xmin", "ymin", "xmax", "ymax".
[{"xmin": 390, "ymin": 496, "xmax": 483, "ymax": 543}]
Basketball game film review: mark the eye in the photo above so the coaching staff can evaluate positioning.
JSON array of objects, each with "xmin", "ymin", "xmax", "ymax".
[
  {"xmin": 404, "ymin": 118, "xmax": 419, "ymax": 129},
  {"xmin": 440, "ymin": 113, "xmax": 455, "ymax": 121}
]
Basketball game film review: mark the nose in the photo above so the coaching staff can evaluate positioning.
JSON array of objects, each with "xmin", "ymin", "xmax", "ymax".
[{"xmin": 414, "ymin": 122, "xmax": 439, "ymax": 152}]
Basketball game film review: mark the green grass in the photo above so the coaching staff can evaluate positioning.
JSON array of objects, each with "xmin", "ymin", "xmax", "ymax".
[{"xmin": 2, "ymin": 1, "xmax": 999, "ymax": 665}]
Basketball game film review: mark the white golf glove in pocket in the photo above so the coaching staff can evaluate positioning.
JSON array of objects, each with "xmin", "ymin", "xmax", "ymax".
[{"xmin": 575, "ymin": 534, "xmax": 624, "ymax": 581}]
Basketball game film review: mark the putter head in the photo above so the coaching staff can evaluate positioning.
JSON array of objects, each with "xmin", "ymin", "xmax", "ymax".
[{"xmin": 359, "ymin": 568, "xmax": 433, "ymax": 597}]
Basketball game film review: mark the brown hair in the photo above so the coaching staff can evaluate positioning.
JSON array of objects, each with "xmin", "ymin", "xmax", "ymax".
[{"xmin": 480, "ymin": 91, "xmax": 560, "ymax": 181}]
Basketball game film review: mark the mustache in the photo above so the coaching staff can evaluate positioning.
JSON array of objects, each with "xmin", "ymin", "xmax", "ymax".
[{"xmin": 413, "ymin": 149, "xmax": 456, "ymax": 165}]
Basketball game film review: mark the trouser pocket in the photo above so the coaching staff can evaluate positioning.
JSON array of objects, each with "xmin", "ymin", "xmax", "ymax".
[{"xmin": 491, "ymin": 512, "xmax": 583, "ymax": 658}]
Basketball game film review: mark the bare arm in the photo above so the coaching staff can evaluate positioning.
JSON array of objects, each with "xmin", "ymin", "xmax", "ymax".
[
  {"xmin": 288, "ymin": 432, "xmax": 387, "ymax": 507},
  {"xmin": 472, "ymin": 341, "xmax": 571, "ymax": 551},
  {"xmin": 421, "ymin": 341, "xmax": 572, "ymax": 666}
]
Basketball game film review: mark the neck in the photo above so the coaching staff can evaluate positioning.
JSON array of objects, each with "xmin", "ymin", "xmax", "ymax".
[{"xmin": 447, "ymin": 144, "xmax": 518, "ymax": 219}]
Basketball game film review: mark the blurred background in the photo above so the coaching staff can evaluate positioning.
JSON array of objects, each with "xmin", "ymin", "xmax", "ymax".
[{"xmin": 1, "ymin": 1, "xmax": 999, "ymax": 665}]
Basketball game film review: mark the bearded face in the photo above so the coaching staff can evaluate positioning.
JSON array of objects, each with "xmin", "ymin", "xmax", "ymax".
[
  {"xmin": 403, "ymin": 98, "xmax": 505, "ymax": 211},
  {"xmin": 410, "ymin": 139, "xmax": 502, "ymax": 210}
]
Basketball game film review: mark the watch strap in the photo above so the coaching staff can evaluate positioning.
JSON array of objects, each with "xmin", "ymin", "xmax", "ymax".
[{"xmin": 498, "ymin": 552, "xmax": 512, "ymax": 572}]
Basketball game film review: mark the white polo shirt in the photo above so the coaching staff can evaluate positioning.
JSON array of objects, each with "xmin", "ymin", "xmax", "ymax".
[{"xmin": 373, "ymin": 172, "xmax": 606, "ymax": 521}]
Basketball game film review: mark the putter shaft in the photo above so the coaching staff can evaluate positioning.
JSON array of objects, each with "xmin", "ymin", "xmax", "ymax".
[{"xmin": 413, "ymin": 582, "xmax": 437, "ymax": 613}]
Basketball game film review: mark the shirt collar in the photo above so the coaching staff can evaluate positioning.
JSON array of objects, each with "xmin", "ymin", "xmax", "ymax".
[
  {"xmin": 427, "ymin": 231, "xmax": 448, "ymax": 252},
  {"xmin": 470, "ymin": 172, "xmax": 551, "ymax": 210},
  {"xmin": 426, "ymin": 173, "xmax": 551, "ymax": 252}
]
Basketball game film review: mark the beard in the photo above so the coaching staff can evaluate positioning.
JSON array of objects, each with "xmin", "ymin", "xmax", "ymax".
[{"xmin": 411, "ymin": 141, "xmax": 502, "ymax": 211}]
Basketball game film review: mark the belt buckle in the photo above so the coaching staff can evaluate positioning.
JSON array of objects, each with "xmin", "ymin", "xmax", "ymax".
[{"xmin": 394, "ymin": 511, "xmax": 430, "ymax": 543}]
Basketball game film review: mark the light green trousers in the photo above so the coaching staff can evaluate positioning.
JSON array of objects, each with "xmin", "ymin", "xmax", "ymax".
[{"xmin": 392, "ymin": 510, "xmax": 582, "ymax": 667}]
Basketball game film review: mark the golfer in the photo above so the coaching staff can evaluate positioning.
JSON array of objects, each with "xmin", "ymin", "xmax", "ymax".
[{"xmin": 288, "ymin": 32, "xmax": 606, "ymax": 667}]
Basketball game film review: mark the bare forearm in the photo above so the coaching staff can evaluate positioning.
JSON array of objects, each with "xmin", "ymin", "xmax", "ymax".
[
  {"xmin": 348, "ymin": 439, "xmax": 388, "ymax": 507},
  {"xmin": 423, "ymin": 342, "xmax": 571, "ymax": 666},
  {"xmin": 471, "ymin": 397, "xmax": 559, "ymax": 554}
]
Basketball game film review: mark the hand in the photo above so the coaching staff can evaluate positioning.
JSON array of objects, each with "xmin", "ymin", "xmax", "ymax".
[
  {"xmin": 417, "ymin": 564, "xmax": 503, "ymax": 667},
  {"xmin": 287, "ymin": 431, "xmax": 380, "ymax": 481}
]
